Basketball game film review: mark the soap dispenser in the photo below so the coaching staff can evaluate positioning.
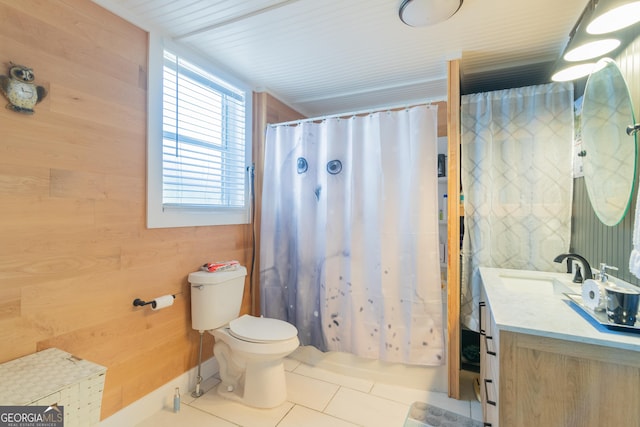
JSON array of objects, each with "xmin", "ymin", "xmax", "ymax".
[{"xmin": 598, "ymin": 263, "xmax": 618, "ymax": 282}]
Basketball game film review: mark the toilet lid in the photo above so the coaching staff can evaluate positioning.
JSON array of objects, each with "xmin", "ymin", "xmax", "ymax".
[{"xmin": 229, "ymin": 315, "xmax": 298, "ymax": 343}]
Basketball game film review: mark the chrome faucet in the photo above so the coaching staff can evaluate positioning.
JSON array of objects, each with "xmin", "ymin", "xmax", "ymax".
[{"xmin": 553, "ymin": 253, "xmax": 593, "ymax": 283}]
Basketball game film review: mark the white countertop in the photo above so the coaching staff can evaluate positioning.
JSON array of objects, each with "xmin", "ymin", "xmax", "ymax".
[{"xmin": 479, "ymin": 267, "xmax": 640, "ymax": 352}]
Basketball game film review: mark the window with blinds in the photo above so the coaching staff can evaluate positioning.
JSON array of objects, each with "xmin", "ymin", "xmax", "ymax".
[{"xmin": 161, "ymin": 51, "xmax": 248, "ymax": 212}]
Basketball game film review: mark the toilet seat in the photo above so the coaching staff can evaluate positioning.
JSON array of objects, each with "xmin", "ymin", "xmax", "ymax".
[{"xmin": 229, "ymin": 315, "xmax": 298, "ymax": 343}]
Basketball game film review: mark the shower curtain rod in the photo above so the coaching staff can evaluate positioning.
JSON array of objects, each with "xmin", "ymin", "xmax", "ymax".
[{"xmin": 269, "ymin": 100, "xmax": 442, "ymax": 127}]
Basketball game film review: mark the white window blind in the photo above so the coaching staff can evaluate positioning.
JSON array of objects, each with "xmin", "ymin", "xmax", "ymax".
[{"xmin": 162, "ymin": 51, "xmax": 247, "ymax": 211}]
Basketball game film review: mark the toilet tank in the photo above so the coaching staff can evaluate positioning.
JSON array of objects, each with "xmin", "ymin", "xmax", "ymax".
[{"xmin": 189, "ymin": 266, "xmax": 247, "ymax": 332}]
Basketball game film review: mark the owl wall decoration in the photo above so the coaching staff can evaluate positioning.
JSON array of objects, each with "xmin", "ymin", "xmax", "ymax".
[{"xmin": 0, "ymin": 63, "xmax": 47, "ymax": 114}]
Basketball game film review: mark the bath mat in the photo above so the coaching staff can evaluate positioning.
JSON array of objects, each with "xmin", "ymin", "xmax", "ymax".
[{"xmin": 404, "ymin": 401, "xmax": 483, "ymax": 427}]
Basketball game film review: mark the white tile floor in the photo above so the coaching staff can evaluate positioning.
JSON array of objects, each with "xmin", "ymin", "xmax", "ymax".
[{"xmin": 136, "ymin": 359, "xmax": 482, "ymax": 427}]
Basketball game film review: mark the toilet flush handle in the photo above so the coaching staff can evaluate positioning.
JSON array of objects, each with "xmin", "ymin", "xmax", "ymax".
[{"xmin": 193, "ymin": 285, "xmax": 204, "ymax": 290}]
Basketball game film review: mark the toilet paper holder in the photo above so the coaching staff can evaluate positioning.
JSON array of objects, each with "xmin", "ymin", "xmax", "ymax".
[{"xmin": 132, "ymin": 294, "xmax": 177, "ymax": 309}]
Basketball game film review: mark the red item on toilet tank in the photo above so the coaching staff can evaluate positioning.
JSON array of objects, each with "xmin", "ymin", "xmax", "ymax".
[{"xmin": 201, "ymin": 260, "xmax": 240, "ymax": 272}]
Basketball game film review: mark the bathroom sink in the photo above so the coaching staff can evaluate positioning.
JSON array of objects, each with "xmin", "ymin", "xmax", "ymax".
[{"xmin": 497, "ymin": 273, "xmax": 575, "ymax": 295}]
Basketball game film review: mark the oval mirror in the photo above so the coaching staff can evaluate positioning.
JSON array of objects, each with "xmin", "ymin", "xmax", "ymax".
[{"xmin": 581, "ymin": 58, "xmax": 637, "ymax": 226}]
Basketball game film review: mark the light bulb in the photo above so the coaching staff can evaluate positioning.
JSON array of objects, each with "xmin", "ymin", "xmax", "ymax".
[
  {"xmin": 551, "ymin": 63, "xmax": 597, "ymax": 82},
  {"xmin": 587, "ymin": 1, "xmax": 640, "ymax": 34},
  {"xmin": 563, "ymin": 39, "xmax": 621, "ymax": 61}
]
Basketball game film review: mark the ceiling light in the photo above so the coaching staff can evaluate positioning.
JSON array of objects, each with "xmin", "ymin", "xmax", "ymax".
[
  {"xmin": 399, "ymin": 0, "xmax": 463, "ymax": 27},
  {"xmin": 551, "ymin": 63, "xmax": 597, "ymax": 82},
  {"xmin": 586, "ymin": 1, "xmax": 640, "ymax": 34},
  {"xmin": 563, "ymin": 38, "xmax": 621, "ymax": 61}
]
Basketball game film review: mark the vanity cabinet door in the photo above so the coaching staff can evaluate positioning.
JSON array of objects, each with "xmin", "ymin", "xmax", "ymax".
[{"xmin": 499, "ymin": 332, "xmax": 640, "ymax": 427}]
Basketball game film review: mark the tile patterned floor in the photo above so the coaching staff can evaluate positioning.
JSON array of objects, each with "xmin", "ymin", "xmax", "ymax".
[{"xmin": 136, "ymin": 358, "xmax": 482, "ymax": 427}]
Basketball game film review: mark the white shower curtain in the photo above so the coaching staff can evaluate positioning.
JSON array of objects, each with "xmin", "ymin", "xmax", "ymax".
[
  {"xmin": 461, "ymin": 83, "xmax": 574, "ymax": 331},
  {"xmin": 260, "ymin": 105, "xmax": 444, "ymax": 365}
]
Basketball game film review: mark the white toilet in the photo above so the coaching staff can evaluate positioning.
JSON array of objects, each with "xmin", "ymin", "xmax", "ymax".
[{"xmin": 188, "ymin": 266, "xmax": 299, "ymax": 408}]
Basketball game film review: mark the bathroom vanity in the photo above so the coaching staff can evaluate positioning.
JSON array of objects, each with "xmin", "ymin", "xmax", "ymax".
[{"xmin": 479, "ymin": 267, "xmax": 640, "ymax": 427}]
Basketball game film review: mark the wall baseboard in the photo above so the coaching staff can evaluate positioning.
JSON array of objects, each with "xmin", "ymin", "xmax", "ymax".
[{"xmin": 98, "ymin": 357, "xmax": 219, "ymax": 426}]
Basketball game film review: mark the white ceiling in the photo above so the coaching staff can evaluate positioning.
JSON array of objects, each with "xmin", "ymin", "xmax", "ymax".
[{"xmin": 96, "ymin": 0, "xmax": 588, "ymax": 118}]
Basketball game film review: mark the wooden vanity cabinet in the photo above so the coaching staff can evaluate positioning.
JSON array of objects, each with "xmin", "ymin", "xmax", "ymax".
[{"xmin": 480, "ymin": 289, "xmax": 640, "ymax": 426}]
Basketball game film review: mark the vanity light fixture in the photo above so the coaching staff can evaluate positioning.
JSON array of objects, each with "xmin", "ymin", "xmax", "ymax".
[
  {"xmin": 551, "ymin": 0, "xmax": 640, "ymax": 82},
  {"xmin": 587, "ymin": 0, "xmax": 640, "ymax": 34},
  {"xmin": 399, "ymin": 0, "xmax": 463, "ymax": 27}
]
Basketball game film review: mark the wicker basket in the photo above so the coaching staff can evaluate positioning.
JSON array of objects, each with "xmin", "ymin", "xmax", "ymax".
[{"xmin": 0, "ymin": 348, "xmax": 106, "ymax": 426}]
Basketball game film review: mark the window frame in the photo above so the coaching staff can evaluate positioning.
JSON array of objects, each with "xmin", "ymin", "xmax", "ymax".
[{"xmin": 147, "ymin": 35, "xmax": 253, "ymax": 228}]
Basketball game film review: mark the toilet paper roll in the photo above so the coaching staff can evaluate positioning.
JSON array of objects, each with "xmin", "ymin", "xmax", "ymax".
[
  {"xmin": 582, "ymin": 279, "xmax": 606, "ymax": 311},
  {"xmin": 151, "ymin": 295, "xmax": 175, "ymax": 311}
]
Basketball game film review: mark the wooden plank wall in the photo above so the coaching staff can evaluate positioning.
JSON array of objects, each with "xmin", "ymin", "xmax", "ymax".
[
  {"xmin": 0, "ymin": 0, "xmax": 254, "ymax": 419},
  {"xmin": 571, "ymin": 35, "xmax": 640, "ymax": 286}
]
